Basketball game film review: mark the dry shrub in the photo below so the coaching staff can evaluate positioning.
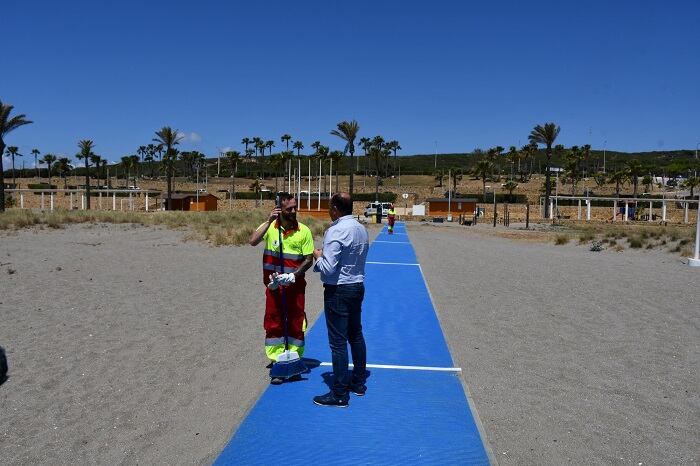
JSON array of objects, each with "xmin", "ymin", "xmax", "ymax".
[
  {"xmin": 578, "ymin": 232, "xmax": 595, "ymax": 243},
  {"xmin": 628, "ymin": 236, "xmax": 644, "ymax": 249},
  {"xmin": 554, "ymin": 234, "xmax": 569, "ymax": 245},
  {"xmin": 613, "ymin": 244, "xmax": 625, "ymax": 252}
]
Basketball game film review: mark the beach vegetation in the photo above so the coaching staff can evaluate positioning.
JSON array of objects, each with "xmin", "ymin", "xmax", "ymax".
[
  {"xmin": 554, "ymin": 234, "xmax": 569, "ymax": 245},
  {"xmin": 0, "ymin": 100, "xmax": 33, "ymax": 212},
  {"xmin": 0, "ymin": 209, "xmax": 327, "ymax": 246}
]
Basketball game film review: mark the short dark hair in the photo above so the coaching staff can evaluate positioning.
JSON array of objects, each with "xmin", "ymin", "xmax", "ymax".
[
  {"xmin": 276, "ymin": 192, "xmax": 294, "ymax": 206},
  {"xmin": 330, "ymin": 193, "xmax": 353, "ymax": 215}
]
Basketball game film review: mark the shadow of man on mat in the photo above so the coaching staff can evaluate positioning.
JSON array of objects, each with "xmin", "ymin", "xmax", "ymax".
[{"xmin": 319, "ymin": 370, "xmax": 372, "ymax": 391}]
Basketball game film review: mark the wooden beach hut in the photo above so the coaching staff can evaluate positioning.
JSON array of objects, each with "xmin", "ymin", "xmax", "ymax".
[
  {"xmin": 426, "ymin": 197, "xmax": 478, "ymax": 217},
  {"xmin": 160, "ymin": 192, "xmax": 218, "ymax": 211}
]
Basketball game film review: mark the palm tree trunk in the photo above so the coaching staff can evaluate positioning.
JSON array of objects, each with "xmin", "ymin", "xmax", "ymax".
[{"xmin": 349, "ymin": 153, "xmax": 355, "ymax": 195}]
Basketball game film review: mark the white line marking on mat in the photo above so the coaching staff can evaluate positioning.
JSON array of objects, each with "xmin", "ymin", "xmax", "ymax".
[
  {"xmin": 319, "ymin": 362, "xmax": 461, "ymax": 372},
  {"xmin": 366, "ymin": 261, "xmax": 420, "ymax": 266}
]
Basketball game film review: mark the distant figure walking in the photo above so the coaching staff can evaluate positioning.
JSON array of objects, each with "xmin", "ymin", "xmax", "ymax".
[{"xmin": 387, "ymin": 204, "xmax": 396, "ymax": 234}]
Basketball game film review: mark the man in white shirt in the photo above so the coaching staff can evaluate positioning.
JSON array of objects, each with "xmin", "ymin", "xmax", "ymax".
[{"xmin": 312, "ymin": 192, "xmax": 369, "ymax": 408}]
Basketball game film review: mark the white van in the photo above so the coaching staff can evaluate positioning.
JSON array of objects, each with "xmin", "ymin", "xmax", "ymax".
[{"xmin": 364, "ymin": 202, "xmax": 392, "ymax": 217}]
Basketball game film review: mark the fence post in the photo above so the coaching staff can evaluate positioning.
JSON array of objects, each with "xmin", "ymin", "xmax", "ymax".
[
  {"xmin": 113, "ymin": 193, "xmax": 116, "ymax": 210},
  {"xmin": 662, "ymin": 201, "xmax": 667, "ymax": 222},
  {"xmin": 649, "ymin": 201, "xmax": 653, "ymax": 222},
  {"xmin": 525, "ymin": 203, "xmax": 530, "ymax": 229},
  {"xmin": 578, "ymin": 199, "xmax": 582, "ymax": 220},
  {"xmin": 586, "ymin": 199, "xmax": 591, "ymax": 221},
  {"xmin": 20, "ymin": 193, "xmax": 24, "ymax": 209},
  {"xmin": 41, "ymin": 192, "xmax": 45, "ymax": 210},
  {"xmin": 613, "ymin": 200, "xmax": 617, "ymax": 222},
  {"xmin": 50, "ymin": 194, "xmax": 54, "ymax": 211}
]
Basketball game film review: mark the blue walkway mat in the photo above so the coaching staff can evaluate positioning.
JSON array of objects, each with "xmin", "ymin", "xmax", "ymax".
[{"xmin": 215, "ymin": 222, "xmax": 490, "ymax": 465}]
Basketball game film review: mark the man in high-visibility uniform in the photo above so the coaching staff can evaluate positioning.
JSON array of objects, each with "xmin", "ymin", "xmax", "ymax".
[
  {"xmin": 249, "ymin": 193, "xmax": 314, "ymax": 384},
  {"xmin": 387, "ymin": 204, "xmax": 396, "ymax": 234}
]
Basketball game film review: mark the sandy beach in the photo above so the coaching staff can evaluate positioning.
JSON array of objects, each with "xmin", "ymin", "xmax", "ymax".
[{"xmin": 1, "ymin": 222, "xmax": 698, "ymax": 465}]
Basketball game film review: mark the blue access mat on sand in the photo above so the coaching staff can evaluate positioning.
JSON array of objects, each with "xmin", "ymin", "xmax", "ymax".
[{"xmin": 215, "ymin": 222, "xmax": 490, "ymax": 465}]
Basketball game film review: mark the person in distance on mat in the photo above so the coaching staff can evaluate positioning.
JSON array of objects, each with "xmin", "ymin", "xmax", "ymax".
[
  {"xmin": 312, "ymin": 192, "xmax": 369, "ymax": 407},
  {"xmin": 249, "ymin": 192, "xmax": 314, "ymax": 385}
]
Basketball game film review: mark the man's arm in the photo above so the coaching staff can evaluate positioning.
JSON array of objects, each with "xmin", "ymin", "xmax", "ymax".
[
  {"xmin": 313, "ymin": 238, "xmax": 342, "ymax": 276},
  {"xmin": 294, "ymin": 254, "xmax": 314, "ymax": 279},
  {"xmin": 249, "ymin": 208, "xmax": 280, "ymax": 246}
]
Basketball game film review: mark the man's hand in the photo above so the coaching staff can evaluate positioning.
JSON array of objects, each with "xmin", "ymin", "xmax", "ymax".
[
  {"xmin": 267, "ymin": 272, "xmax": 295, "ymax": 289},
  {"xmin": 313, "ymin": 248, "xmax": 323, "ymax": 260},
  {"xmin": 268, "ymin": 207, "xmax": 281, "ymax": 223},
  {"xmin": 267, "ymin": 272, "xmax": 280, "ymax": 290}
]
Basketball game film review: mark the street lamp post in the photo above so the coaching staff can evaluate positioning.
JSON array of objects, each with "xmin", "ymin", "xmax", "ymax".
[
  {"xmin": 695, "ymin": 142, "xmax": 699, "ymax": 178},
  {"xmin": 603, "ymin": 140, "xmax": 607, "ymax": 174},
  {"xmin": 434, "ymin": 141, "xmax": 437, "ymax": 169}
]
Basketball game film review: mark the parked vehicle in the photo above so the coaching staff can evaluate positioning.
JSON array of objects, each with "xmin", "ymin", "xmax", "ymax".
[{"xmin": 364, "ymin": 202, "xmax": 392, "ymax": 217}]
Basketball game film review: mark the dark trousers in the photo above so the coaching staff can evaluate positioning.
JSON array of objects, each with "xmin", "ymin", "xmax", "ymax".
[{"xmin": 323, "ymin": 282, "xmax": 367, "ymax": 397}]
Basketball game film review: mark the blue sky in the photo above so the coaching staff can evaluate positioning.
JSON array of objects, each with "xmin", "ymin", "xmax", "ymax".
[{"xmin": 3, "ymin": 0, "xmax": 699, "ymax": 166}]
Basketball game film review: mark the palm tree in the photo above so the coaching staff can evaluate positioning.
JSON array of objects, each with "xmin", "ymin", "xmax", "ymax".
[
  {"xmin": 434, "ymin": 170, "xmax": 445, "ymax": 188},
  {"xmin": 642, "ymin": 174, "xmax": 653, "ymax": 194},
  {"xmin": 0, "ymin": 100, "xmax": 32, "ymax": 211},
  {"xmin": 608, "ymin": 170, "xmax": 628, "ymax": 197},
  {"xmin": 367, "ymin": 139, "xmax": 387, "ymax": 201},
  {"xmin": 626, "ymin": 159, "xmax": 643, "ymax": 197},
  {"xmin": 225, "ymin": 150, "xmax": 241, "ymax": 201},
  {"xmin": 472, "ymin": 159, "xmax": 494, "ymax": 196},
  {"xmin": 252, "ymin": 137, "xmax": 263, "ymax": 157},
  {"xmin": 387, "ymin": 140, "xmax": 401, "ymax": 176},
  {"xmin": 330, "ymin": 120, "xmax": 360, "ymax": 194},
  {"xmin": 90, "ymin": 154, "xmax": 102, "ymax": 186},
  {"xmin": 682, "ymin": 177, "xmax": 700, "ymax": 197},
  {"xmin": 359, "ymin": 136, "xmax": 371, "ymax": 181},
  {"xmin": 241, "ymin": 137, "xmax": 251, "ymax": 155},
  {"xmin": 76, "ymin": 140, "xmax": 95, "ymax": 208},
  {"xmin": 449, "ymin": 167, "xmax": 463, "ymax": 193},
  {"xmin": 5, "ymin": 146, "xmax": 21, "ymax": 187},
  {"xmin": 293, "ymin": 140, "xmax": 304, "ymax": 157},
  {"xmin": 268, "ymin": 152, "xmax": 283, "ymax": 193},
  {"xmin": 529, "ymin": 122, "xmax": 561, "ymax": 218},
  {"xmin": 329, "ymin": 150, "xmax": 344, "ymax": 193},
  {"xmin": 281, "ymin": 134, "xmax": 292, "ymax": 152},
  {"xmin": 317, "ymin": 145, "xmax": 330, "ymax": 194},
  {"xmin": 265, "ymin": 140, "xmax": 275, "ymax": 157},
  {"xmin": 55, "ymin": 157, "xmax": 73, "ymax": 189},
  {"xmin": 506, "ymin": 146, "xmax": 519, "ymax": 180},
  {"xmin": 250, "ymin": 178, "xmax": 263, "ymax": 207},
  {"xmin": 40, "ymin": 153, "xmax": 57, "ymax": 185},
  {"xmin": 31, "ymin": 148, "xmax": 40, "ymax": 179},
  {"xmin": 120, "ymin": 156, "xmax": 135, "ymax": 186},
  {"xmin": 503, "ymin": 180, "xmax": 518, "ymax": 202},
  {"xmin": 153, "ymin": 127, "xmax": 183, "ymax": 210}
]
